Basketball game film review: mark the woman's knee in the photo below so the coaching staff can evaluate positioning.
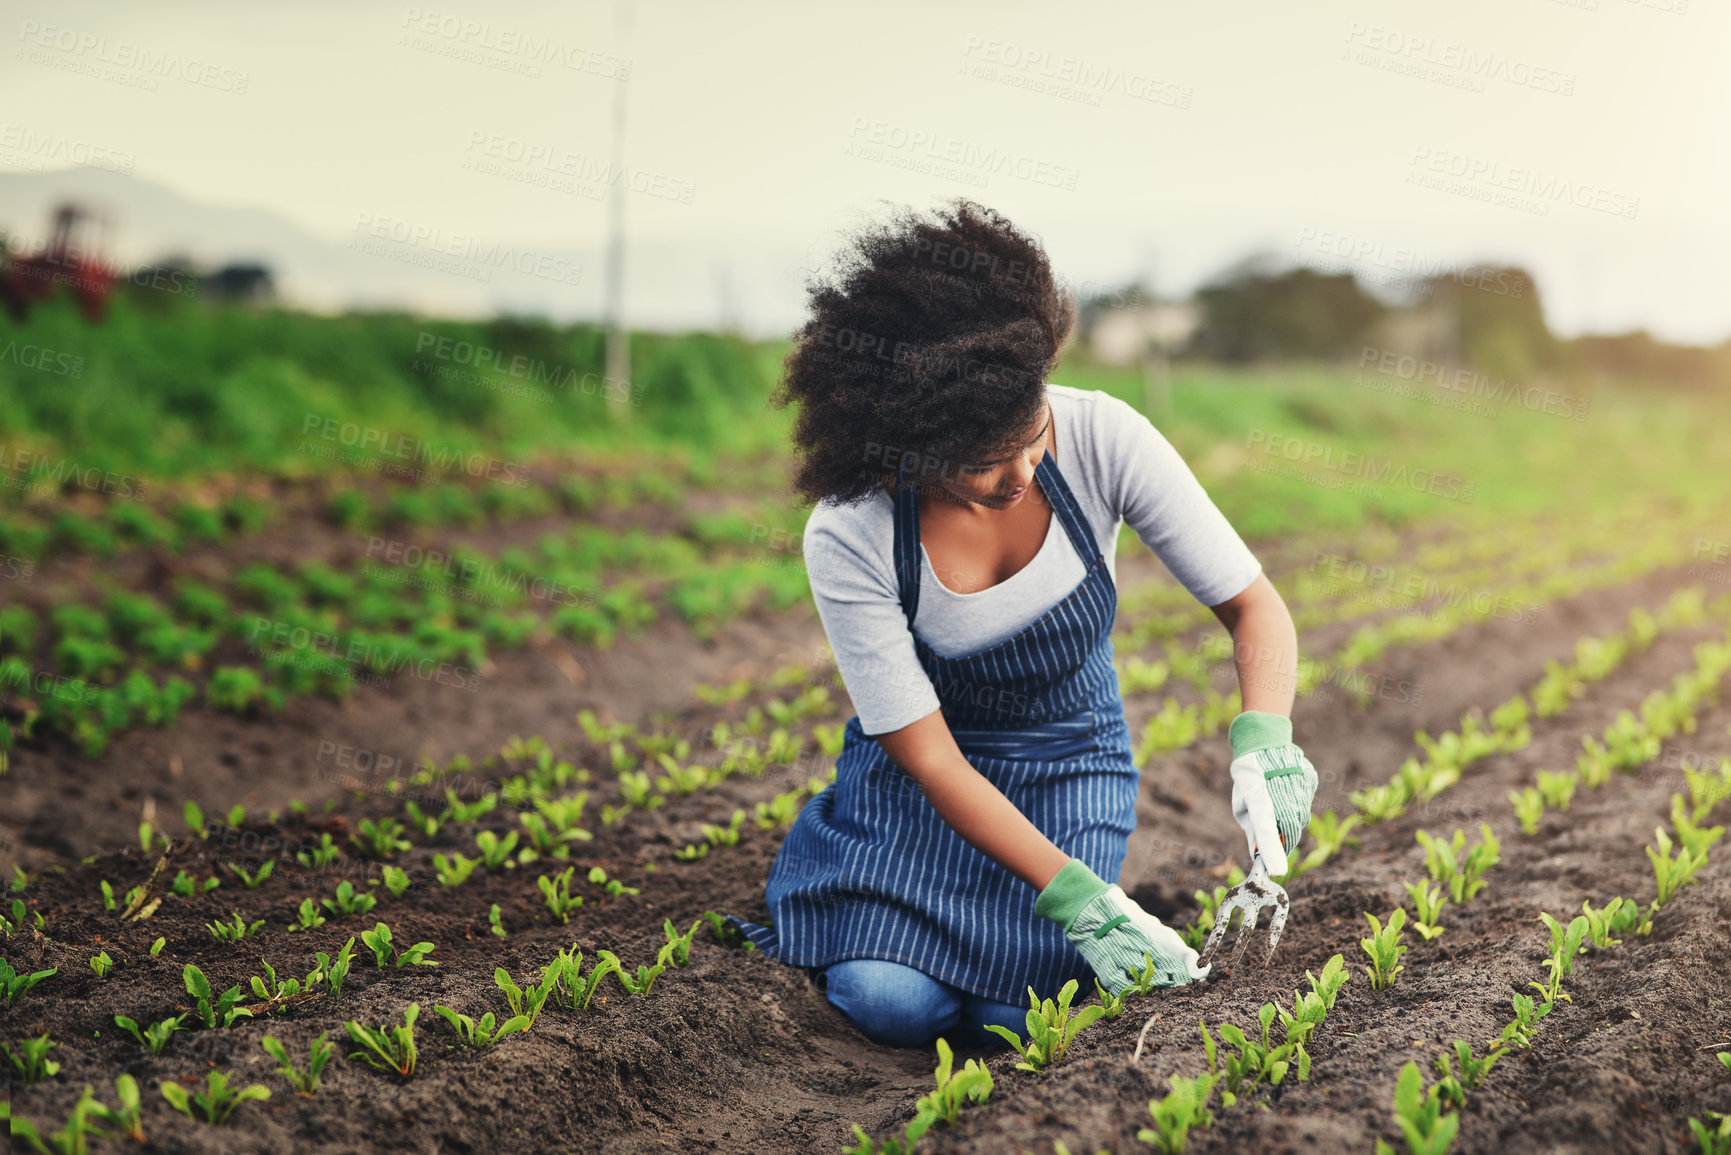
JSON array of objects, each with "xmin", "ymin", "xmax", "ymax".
[
  {"xmin": 822, "ymin": 959, "xmax": 961, "ymax": 1048},
  {"xmin": 960, "ymin": 995, "xmax": 1033, "ymax": 1050}
]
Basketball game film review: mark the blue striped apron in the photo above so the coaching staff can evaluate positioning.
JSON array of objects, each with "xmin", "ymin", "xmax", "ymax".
[{"xmin": 725, "ymin": 446, "xmax": 1139, "ymax": 1006}]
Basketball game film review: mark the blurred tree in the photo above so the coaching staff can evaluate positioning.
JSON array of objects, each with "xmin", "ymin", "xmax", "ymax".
[{"xmin": 1188, "ymin": 259, "xmax": 1385, "ymax": 362}]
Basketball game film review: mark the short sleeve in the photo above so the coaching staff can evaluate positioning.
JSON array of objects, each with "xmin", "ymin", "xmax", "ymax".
[
  {"xmin": 1096, "ymin": 394, "xmax": 1262, "ymax": 607},
  {"xmin": 803, "ymin": 508, "xmax": 943, "ymax": 736}
]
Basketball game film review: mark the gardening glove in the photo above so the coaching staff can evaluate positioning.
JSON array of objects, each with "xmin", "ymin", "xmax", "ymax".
[
  {"xmin": 1035, "ymin": 858, "xmax": 1209, "ymax": 994},
  {"xmin": 1227, "ymin": 710, "xmax": 1317, "ymax": 878}
]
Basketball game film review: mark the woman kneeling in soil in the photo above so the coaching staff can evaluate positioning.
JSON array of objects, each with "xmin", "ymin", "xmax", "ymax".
[{"xmin": 726, "ymin": 198, "xmax": 1316, "ymax": 1050}]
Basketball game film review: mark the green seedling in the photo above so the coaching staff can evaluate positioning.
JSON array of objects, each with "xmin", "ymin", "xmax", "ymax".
[
  {"xmin": 224, "ymin": 859, "xmax": 275, "ymax": 889},
  {"xmin": 345, "ymin": 1003, "xmax": 420, "ymax": 1077},
  {"xmin": 403, "ymin": 799, "xmax": 444, "ymax": 838},
  {"xmin": 380, "ymin": 865, "xmax": 411, "ymax": 897},
  {"xmin": 598, "ymin": 948, "xmax": 665, "ymax": 995},
  {"xmin": 899, "ymin": 1036, "xmax": 993, "ymax": 1147},
  {"xmin": 699, "ymin": 909, "xmax": 756, "ymax": 951},
  {"xmin": 442, "ymin": 787, "xmax": 498, "ymax": 823},
  {"xmin": 1509, "ymin": 787, "xmax": 1545, "ymax": 835},
  {"xmin": 539, "ymin": 867, "xmax": 585, "ymax": 923},
  {"xmin": 1490, "ymin": 993, "xmax": 1551, "ymax": 1051},
  {"xmin": 185, "ymin": 963, "xmax": 253, "ymax": 1029},
  {"xmin": 700, "ymin": 808, "xmax": 747, "ymax": 848},
  {"xmin": 184, "ymin": 800, "xmax": 207, "ymax": 836},
  {"xmin": 587, "ymin": 865, "xmax": 639, "ymax": 896},
  {"xmin": 546, "ymin": 945, "xmax": 622, "ymax": 1011},
  {"xmin": 434, "ymin": 851, "xmax": 480, "ymax": 887},
  {"xmin": 262, "ymin": 1031, "xmax": 337, "ymax": 1094},
  {"xmin": 1306, "ymin": 953, "xmax": 1351, "ymax": 1012},
  {"xmin": 1580, "ymin": 897, "xmax": 1630, "ymax": 949},
  {"xmin": 87, "ymin": 1073, "xmax": 146, "ymax": 1142},
  {"xmin": 1361, "ymin": 909, "xmax": 1408, "ymax": 991},
  {"xmin": 2, "ymin": 896, "xmax": 42, "ymax": 934},
  {"xmin": 352, "ymin": 817, "xmax": 412, "ymax": 860},
  {"xmin": 4, "ymin": 1031, "xmax": 59, "ymax": 1083},
  {"xmin": 1535, "ymin": 769, "xmax": 1577, "ymax": 811},
  {"xmin": 1093, "ymin": 978, "xmax": 1126, "ymax": 1020},
  {"xmin": 985, "ymin": 979, "xmax": 1102, "ymax": 1074},
  {"xmin": 495, "ymin": 965, "xmax": 558, "ymax": 1029},
  {"xmin": 489, "ymin": 904, "xmax": 507, "ymax": 938},
  {"xmin": 1202, "ymin": 1002, "xmax": 1307, "ymax": 1105},
  {"xmin": 1530, "ymin": 912, "xmax": 1589, "ymax": 1005},
  {"xmin": 170, "ymin": 869, "xmax": 221, "ymax": 897},
  {"xmin": 1138, "ymin": 1070, "xmax": 1216, "ymax": 1154},
  {"xmin": 659, "ymin": 918, "xmax": 700, "ymax": 967},
  {"xmin": 159, "ymin": 1069, "xmax": 271, "ymax": 1125},
  {"xmin": 207, "ymin": 911, "xmax": 266, "ymax": 942},
  {"xmin": 296, "ymin": 833, "xmax": 340, "ymax": 869},
  {"xmin": 322, "ymin": 880, "xmax": 377, "ymax": 918},
  {"xmin": 1669, "ymin": 793, "xmax": 1726, "ymax": 858},
  {"xmin": 311, "ymin": 937, "xmax": 357, "ymax": 997},
  {"xmin": 113, "ymin": 1013, "xmax": 186, "ymax": 1055},
  {"xmin": 1690, "ymin": 1113, "xmax": 1731, "ymax": 1155},
  {"xmin": 287, "ymin": 897, "xmax": 327, "ymax": 932},
  {"xmin": 248, "ymin": 957, "xmax": 318, "ymax": 1009},
  {"xmin": 1646, "ymin": 826, "xmax": 1708, "ymax": 918},
  {"xmin": 1431, "ymin": 1039, "xmax": 1501, "ymax": 1109},
  {"xmin": 1377, "ymin": 1060, "xmax": 1458, "ymax": 1155},
  {"xmin": 1403, "ymin": 880, "xmax": 1448, "ymax": 941},
  {"xmin": 99, "ymin": 879, "xmax": 116, "ymax": 911},
  {"xmin": 2, "ymin": 959, "xmax": 56, "ymax": 1005},
  {"xmin": 518, "ymin": 812, "xmax": 585, "ymax": 859},
  {"xmin": 1415, "ymin": 824, "xmax": 1500, "ymax": 904},
  {"xmin": 150, "ymin": 936, "xmax": 165, "ymax": 955},
  {"xmin": 1281, "ymin": 810, "xmax": 1361, "ymax": 879},
  {"xmin": 89, "ymin": 951, "xmax": 114, "ymax": 978},
  {"xmin": 359, "ymin": 922, "xmax": 438, "ymax": 968},
  {"xmin": 1351, "ymin": 782, "xmax": 1410, "ymax": 823},
  {"xmin": 434, "ymin": 1004, "xmax": 531, "ymax": 1049},
  {"xmin": 673, "ymin": 841, "xmax": 710, "ymax": 861},
  {"xmin": 475, "ymin": 829, "xmax": 519, "ymax": 869}
]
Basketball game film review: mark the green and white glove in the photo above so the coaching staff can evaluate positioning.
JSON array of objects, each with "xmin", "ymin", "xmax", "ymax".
[
  {"xmin": 1227, "ymin": 710, "xmax": 1317, "ymax": 877},
  {"xmin": 1034, "ymin": 858, "xmax": 1209, "ymax": 994}
]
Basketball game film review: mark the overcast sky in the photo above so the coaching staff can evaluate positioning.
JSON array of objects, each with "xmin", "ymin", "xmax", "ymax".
[{"xmin": 3, "ymin": 0, "xmax": 1728, "ymax": 342}]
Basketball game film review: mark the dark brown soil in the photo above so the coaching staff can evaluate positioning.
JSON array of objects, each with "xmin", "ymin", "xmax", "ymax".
[{"xmin": 6, "ymin": 535, "xmax": 1727, "ymax": 1154}]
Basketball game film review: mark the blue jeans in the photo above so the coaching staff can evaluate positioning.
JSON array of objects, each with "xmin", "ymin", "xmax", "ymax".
[{"xmin": 820, "ymin": 958, "xmax": 1032, "ymax": 1050}]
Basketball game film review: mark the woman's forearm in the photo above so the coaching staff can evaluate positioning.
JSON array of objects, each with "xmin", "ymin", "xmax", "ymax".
[
  {"xmin": 1212, "ymin": 574, "xmax": 1299, "ymax": 716},
  {"xmin": 911, "ymin": 754, "xmax": 1074, "ymax": 891}
]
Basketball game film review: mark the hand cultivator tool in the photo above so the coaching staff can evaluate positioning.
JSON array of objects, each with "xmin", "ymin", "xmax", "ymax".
[{"xmin": 1197, "ymin": 846, "xmax": 1289, "ymax": 970}]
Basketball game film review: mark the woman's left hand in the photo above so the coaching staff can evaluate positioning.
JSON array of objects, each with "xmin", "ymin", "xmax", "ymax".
[{"xmin": 1226, "ymin": 710, "xmax": 1316, "ymax": 876}]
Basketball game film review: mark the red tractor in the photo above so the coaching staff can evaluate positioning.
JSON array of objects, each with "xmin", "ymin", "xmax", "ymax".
[{"xmin": 0, "ymin": 202, "xmax": 115, "ymax": 323}]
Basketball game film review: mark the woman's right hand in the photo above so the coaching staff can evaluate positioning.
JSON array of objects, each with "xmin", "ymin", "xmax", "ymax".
[{"xmin": 1034, "ymin": 859, "xmax": 1210, "ymax": 994}]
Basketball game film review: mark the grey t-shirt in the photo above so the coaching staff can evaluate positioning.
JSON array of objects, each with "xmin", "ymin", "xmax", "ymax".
[{"xmin": 802, "ymin": 383, "xmax": 1262, "ymax": 736}]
